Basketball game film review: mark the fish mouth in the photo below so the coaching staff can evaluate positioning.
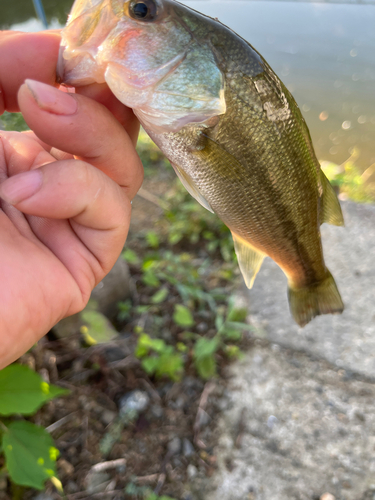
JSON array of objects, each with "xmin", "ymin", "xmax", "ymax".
[
  {"xmin": 57, "ymin": 44, "xmax": 106, "ymax": 86},
  {"xmin": 56, "ymin": 45, "xmax": 68, "ymax": 84},
  {"xmin": 57, "ymin": 0, "xmax": 226, "ymax": 134},
  {"xmin": 57, "ymin": 0, "xmax": 120, "ymax": 86},
  {"xmin": 58, "ymin": 39, "xmax": 187, "ymax": 91}
]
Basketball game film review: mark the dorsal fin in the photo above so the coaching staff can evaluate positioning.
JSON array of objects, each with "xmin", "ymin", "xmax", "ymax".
[
  {"xmin": 319, "ymin": 170, "xmax": 345, "ymax": 226},
  {"xmin": 172, "ymin": 163, "xmax": 214, "ymax": 213},
  {"xmin": 231, "ymin": 232, "xmax": 265, "ymax": 289}
]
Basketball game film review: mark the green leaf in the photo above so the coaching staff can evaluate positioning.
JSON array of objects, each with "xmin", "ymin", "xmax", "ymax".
[
  {"xmin": 142, "ymin": 258, "xmax": 157, "ymax": 271},
  {"xmin": 142, "ymin": 271, "xmax": 161, "ymax": 287},
  {"xmin": 227, "ymin": 306, "xmax": 248, "ymax": 323},
  {"xmin": 135, "ymin": 305, "xmax": 150, "ymax": 314},
  {"xmin": 168, "ymin": 232, "xmax": 183, "ymax": 245},
  {"xmin": 195, "ymin": 354, "xmax": 217, "ymax": 380},
  {"xmin": 139, "ymin": 340, "xmax": 184, "ymax": 381},
  {"xmin": 176, "ymin": 342, "xmax": 188, "ymax": 352},
  {"xmin": 151, "ymin": 288, "xmax": 169, "ymax": 304},
  {"xmin": 81, "ymin": 310, "xmax": 118, "ymax": 345},
  {"xmin": 135, "ymin": 333, "xmax": 166, "ymax": 358},
  {"xmin": 154, "ymin": 352, "xmax": 184, "ymax": 381},
  {"xmin": 221, "ymin": 326, "xmax": 242, "ymax": 341},
  {"xmin": 2, "ymin": 421, "xmax": 59, "ymax": 489},
  {"xmin": 215, "ymin": 313, "xmax": 225, "ymax": 331},
  {"xmin": 193, "ymin": 337, "xmax": 220, "ymax": 380},
  {"xmin": 225, "ymin": 321, "xmax": 255, "ymax": 332},
  {"xmin": 145, "ymin": 491, "xmax": 177, "ymax": 500},
  {"xmin": 173, "ymin": 305, "xmax": 194, "ymax": 328},
  {"xmin": 117, "ymin": 300, "xmax": 132, "ymax": 322},
  {"xmin": 1, "ymin": 112, "xmax": 29, "ymax": 132},
  {"xmin": 0, "ymin": 365, "xmax": 68, "ymax": 416},
  {"xmin": 122, "ymin": 248, "xmax": 140, "ymax": 265},
  {"xmin": 225, "ymin": 345, "xmax": 242, "ymax": 359},
  {"xmin": 141, "ymin": 357, "xmax": 160, "ymax": 375},
  {"xmin": 194, "ymin": 337, "xmax": 220, "ymax": 359},
  {"xmin": 146, "ymin": 231, "xmax": 160, "ymax": 249}
]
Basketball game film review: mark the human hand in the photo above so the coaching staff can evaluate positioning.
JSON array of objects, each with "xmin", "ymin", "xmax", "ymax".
[{"xmin": 0, "ymin": 32, "xmax": 143, "ymax": 368}]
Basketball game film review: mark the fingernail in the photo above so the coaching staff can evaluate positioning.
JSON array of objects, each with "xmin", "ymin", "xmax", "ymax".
[
  {"xmin": 25, "ymin": 79, "xmax": 78, "ymax": 116},
  {"xmin": 0, "ymin": 169, "xmax": 43, "ymax": 205}
]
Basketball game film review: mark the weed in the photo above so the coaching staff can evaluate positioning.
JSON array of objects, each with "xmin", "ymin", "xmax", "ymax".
[
  {"xmin": 0, "ymin": 364, "xmax": 68, "ymax": 492},
  {"xmin": 321, "ymin": 147, "xmax": 375, "ymax": 203},
  {"xmin": 121, "ymin": 239, "xmax": 250, "ymax": 382},
  {"xmin": 125, "ymin": 481, "xmax": 177, "ymax": 499},
  {"xmin": 161, "ymin": 180, "xmax": 235, "ymax": 262},
  {"xmin": 0, "ymin": 111, "xmax": 29, "ymax": 132},
  {"xmin": 135, "ymin": 330, "xmax": 184, "ymax": 381}
]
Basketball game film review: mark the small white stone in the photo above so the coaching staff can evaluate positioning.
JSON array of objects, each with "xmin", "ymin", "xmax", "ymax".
[
  {"xmin": 320, "ymin": 493, "xmax": 336, "ymax": 500},
  {"xmin": 187, "ymin": 464, "xmax": 198, "ymax": 479}
]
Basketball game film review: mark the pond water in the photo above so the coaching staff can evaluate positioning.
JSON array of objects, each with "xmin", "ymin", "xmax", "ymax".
[{"xmin": 1, "ymin": 0, "xmax": 374, "ymax": 171}]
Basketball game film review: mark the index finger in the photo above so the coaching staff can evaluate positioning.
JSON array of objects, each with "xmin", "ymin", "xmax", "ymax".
[
  {"xmin": 0, "ymin": 31, "xmax": 61, "ymax": 114},
  {"xmin": 0, "ymin": 31, "xmax": 140, "ymax": 145}
]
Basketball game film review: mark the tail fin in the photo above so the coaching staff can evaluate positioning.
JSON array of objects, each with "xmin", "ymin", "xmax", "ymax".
[{"xmin": 288, "ymin": 270, "xmax": 344, "ymax": 327}]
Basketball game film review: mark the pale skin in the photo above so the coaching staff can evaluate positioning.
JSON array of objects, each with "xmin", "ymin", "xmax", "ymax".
[{"xmin": 0, "ymin": 31, "xmax": 144, "ymax": 369}]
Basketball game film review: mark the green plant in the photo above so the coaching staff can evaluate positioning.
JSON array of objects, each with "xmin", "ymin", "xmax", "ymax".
[
  {"xmin": 117, "ymin": 299, "xmax": 133, "ymax": 321},
  {"xmin": 145, "ymin": 493, "xmax": 176, "ymax": 500},
  {"xmin": 193, "ymin": 300, "xmax": 250, "ymax": 379},
  {"xmin": 321, "ymin": 148, "xmax": 375, "ymax": 203},
  {"xmin": 193, "ymin": 336, "xmax": 221, "ymax": 380},
  {"xmin": 126, "ymin": 247, "xmax": 251, "ymax": 382},
  {"xmin": 80, "ymin": 307, "xmax": 118, "ymax": 345},
  {"xmin": 125, "ymin": 481, "xmax": 177, "ymax": 500},
  {"xmin": 135, "ymin": 331, "xmax": 184, "ymax": 382},
  {"xmin": 0, "ymin": 112, "xmax": 29, "ymax": 132},
  {"xmin": 162, "ymin": 180, "xmax": 235, "ymax": 261},
  {"xmin": 0, "ymin": 364, "xmax": 68, "ymax": 492}
]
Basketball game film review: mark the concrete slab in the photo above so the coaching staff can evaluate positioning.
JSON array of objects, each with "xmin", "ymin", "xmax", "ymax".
[
  {"xmin": 247, "ymin": 201, "xmax": 375, "ymax": 378},
  {"xmin": 197, "ymin": 201, "xmax": 375, "ymax": 500},
  {"xmin": 202, "ymin": 344, "xmax": 375, "ymax": 500}
]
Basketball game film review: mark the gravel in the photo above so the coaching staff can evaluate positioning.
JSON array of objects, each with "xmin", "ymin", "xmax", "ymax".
[{"xmin": 119, "ymin": 390, "xmax": 150, "ymax": 416}]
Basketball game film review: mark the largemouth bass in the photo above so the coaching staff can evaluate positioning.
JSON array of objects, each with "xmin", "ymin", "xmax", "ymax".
[{"xmin": 57, "ymin": 0, "xmax": 345, "ymax": 327}]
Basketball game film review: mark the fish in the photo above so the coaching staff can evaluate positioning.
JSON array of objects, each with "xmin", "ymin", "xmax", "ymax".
[{"xmin": 57, "ymin": 0, "xmax": 345, "ymax": 327}]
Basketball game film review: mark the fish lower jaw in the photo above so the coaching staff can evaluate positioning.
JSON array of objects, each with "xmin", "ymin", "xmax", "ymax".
[{"xmin": 57, "ymin": 46, "xmax": 107, "ymax": 86}]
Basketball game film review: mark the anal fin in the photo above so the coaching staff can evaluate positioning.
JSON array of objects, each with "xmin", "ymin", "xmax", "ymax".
[
  {"xmin": 232, "ymin": 232, "xmax": 265, "ymax": 289},
  {"xmin": 172, "ymin": 163, "xmax": 214, "ymax": 213},
  {"xmin": 320, "ymin": 170, "xmax": 345, "ymax": 226}
]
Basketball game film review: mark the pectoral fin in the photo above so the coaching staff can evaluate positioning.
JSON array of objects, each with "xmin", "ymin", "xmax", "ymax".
[
  {"xmin": 172, "ymin": 163, "xmax": 214, "ymax": 213},
  {"xmin": 319, "ymin": 170, "xmax": 344, "ymax": 226},
  {"xmin": 232, "ymin": 232, "xmax": 265, "ymax": 289}
]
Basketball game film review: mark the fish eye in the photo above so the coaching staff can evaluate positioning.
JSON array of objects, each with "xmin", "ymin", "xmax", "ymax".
[{"xmin": 128, "ymin": 0, "xmax": 158, "ymax": 21}]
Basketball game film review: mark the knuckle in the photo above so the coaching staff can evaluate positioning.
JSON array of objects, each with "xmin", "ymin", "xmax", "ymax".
[{"xmin": 72, "ymin": 159, "xmax": 96, "ymax": 185}]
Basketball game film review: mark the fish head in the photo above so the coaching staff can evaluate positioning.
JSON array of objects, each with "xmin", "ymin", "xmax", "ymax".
[{"xmin": 58, "ymin": 0, "xmax": 226, "ymax": 133}]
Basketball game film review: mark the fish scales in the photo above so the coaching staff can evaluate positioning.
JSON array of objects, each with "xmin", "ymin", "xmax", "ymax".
[{"xmin": 58, "ymin": 0, "xmax": 345, "ymax": 326}]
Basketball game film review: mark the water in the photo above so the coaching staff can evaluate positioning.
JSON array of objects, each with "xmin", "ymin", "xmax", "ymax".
[
  {"xmin": 184, "ymin": 1, "xmax": 375, "ymax": 171},
  {"xmin": 0, "ymin": 0, "xmax": 72, "ymax": 29},
  {"xmin": 1, "ymin": 0, "xmax": 374, "ymax": 171}
]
